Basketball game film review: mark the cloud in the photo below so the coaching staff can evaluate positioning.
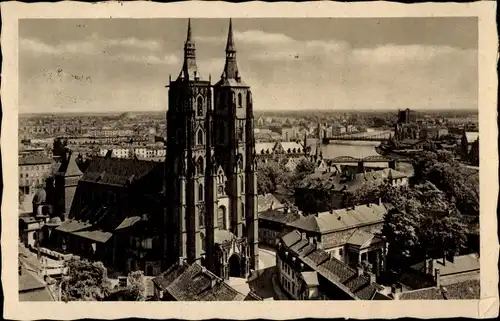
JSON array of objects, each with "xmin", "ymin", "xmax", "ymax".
[
  {"xmin": 108, "ymin": 37, "xmax": 161, "ymax": 51},
  {"xmin": 122, "ymin": 54, "xmax": 180, "ymax": 65},
  {"xmin": 20, "ymin": 36, "xmax": 176, "ymax": 66}
]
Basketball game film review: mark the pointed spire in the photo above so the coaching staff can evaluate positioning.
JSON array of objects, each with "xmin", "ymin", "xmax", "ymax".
[
  {"xmin": 221, "ymin": 18, "xmax": 239, "ymax": 80},
  {"xmin": 179, "ymin": 18, "xmax": 199, "ymax": 81},
  {"xmin": 186, "ymin": 18, "xmax": 192, "ymax": 43},
  {"xmin": 226, "ymin": 18, "xmax": 235, "ymax": 52}
]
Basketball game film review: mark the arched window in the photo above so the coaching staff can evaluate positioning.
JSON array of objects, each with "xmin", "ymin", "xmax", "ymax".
[
  {"xmin": 197, "ymin": 129, "xmax": 204, "ymax": 145},
  {"xmin": 197, "ymin": 157, "xmax": 204, "ymax": 175},
  {"xmin": 197, "ymin": 96, "xmax": 203, "ymax": 116},
  {"xmin": 238, "ymin": 93, "xmax": 243, "ymax": 108},
  {"xmin": 240, "ymin": 178, "xmax": 244, "ymax": 192},
  {"xmin": 200, "ymin": 232, "xmax": 205, "ymax": 251},
  {"xmin": 241, "ymin": 203, "xmax": 245, "ymax": 219},
  {"xmin": 218, "ymin": 185, "xmax": 224, "ymax": 195},
  {"xmin": 198, "ymin": 183, "xmax": 204, "ymax": 201},
  {"xmin": 217, "ymin": 205, "xmax": 227, "ymax": 230}
]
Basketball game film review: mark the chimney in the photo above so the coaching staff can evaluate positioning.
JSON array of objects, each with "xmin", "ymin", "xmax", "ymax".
[
  {"xmin": 357, "ymin": 266, "xmax": 364, "ymax": 277},
  {"xmin": 210, "ymin": 277, "xmax": 217, "ymax": 288},
  {"xmin": 270, "ymin": 200, "xmax": 274, "ymax": 210},
  {"xmin": 435, "ymin": 268, "xmax": 441, "ymax": 288},
  {"xmin": 179, "ymin": 257, "xmax": 185, "ymax": 266},
  {"xmin": 378, "ymin": 197, "xmax": 382, "ymax": 206},
  {"xmin": 301, "ymin": 232, "xmax": 307, "ymax": 240},
  {"xmin": 365, "ymin": 271, "xmax": 377, "ymax": 284}
]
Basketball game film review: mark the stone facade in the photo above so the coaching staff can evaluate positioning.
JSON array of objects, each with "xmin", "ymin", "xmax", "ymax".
[{"xmin": 164, "ymin": 19, "xmax": 259, "ymax": 279}]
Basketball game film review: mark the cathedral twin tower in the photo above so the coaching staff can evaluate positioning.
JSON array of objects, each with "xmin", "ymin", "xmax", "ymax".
[{"xmin": 163, "ymin": 19, "xmax": 259, "ymax": 279}]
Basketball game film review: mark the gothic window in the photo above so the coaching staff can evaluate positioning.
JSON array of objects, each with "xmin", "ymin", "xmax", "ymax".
[
  {"xmin": 200, "ymin": 232, "xmax": 205, "ymax": 251},
  {"xmin": 217, "ymin": 205, "xmax": 227, "ymax": 230},
  {"xmin": 198, "ymin": 183, "xmax": 204, "ymax": 202},
  {"xmin": 218, "ymin": 185, "xmax": 224, "ymax": 196},
  {"xmin": 240, "ymin": 177, "xmax": 244, "ymax": 191},
  {"xmin": 238, "ymin": 93, "xmax": 243, "ymax": 108},
  {"xmin": 241, "ymin": 203, "xmax": 245, "ymax": 219},
  {"xmin": 197, "ymin": 96, "xmax": 203, "ymax": 116},
  {"xmin": 199, "ymin": 209, "xmax": 205, "ymax": 227},
  {"xmin": 197, "ymin": 157, "xmax": 204, "ymax": 175},
  {"xmin": 197, "ymin": 129, "xmax": 204, "ymax": 145}
]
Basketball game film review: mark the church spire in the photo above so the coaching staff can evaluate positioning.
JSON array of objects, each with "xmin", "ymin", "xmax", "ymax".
[
  {"xmin": 179, "ymin": 18, "xmax": 199, "ymax": 81},
  {"xmin": 222, "ymin": 18, "xmax": 240, "ymax": 80},
  {"xmin": 226, "ymin": 18, "xmax": 235, "ymax": 52}
]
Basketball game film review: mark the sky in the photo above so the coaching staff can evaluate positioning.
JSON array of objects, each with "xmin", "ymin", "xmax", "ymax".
[{"xmin": 19, "ymin": 18, "xmax": 478, "ymax": 113}]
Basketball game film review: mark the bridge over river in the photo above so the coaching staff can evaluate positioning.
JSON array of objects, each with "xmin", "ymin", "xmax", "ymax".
[
  {"xmin": 324, "ymin": 155, "xmax": 411, "ymax": 163},
  {"xmin": 322, "ymin": 130, "xmax": 393, "ymax": 143}
]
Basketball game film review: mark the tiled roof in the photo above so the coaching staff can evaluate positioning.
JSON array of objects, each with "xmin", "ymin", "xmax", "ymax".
[
  {"xmin": 19, "ymin": 155, "xmax": 51, "ymax": 166},
  {"xmin": 288, "ymin": 203, "xmax": 387, "ymax": 234},
  {"xmin": 280, "ymin": 229, "xmax": 386, "ymax": 300},
  {"xmin": 399, "ymin": 287, "xmax": 445, "ymax": 300},
  {"xmin": 441, "ymin": 279, "xmax": 480, "ymax": 300},
  {"xmin": 153, "ymin": 263, "xmax": 190, "ymax": 290},
  {"xmin": 320, "ymin": 259, "xmax": 356, "ymax": 283},
  {"xmin": 290, "ymin": 239, "xmax": 309, "ymax": 252},
  {"xmin": 155, "ymin": 262, "xmax": 250, "ymax": 301},
  {"xmin": 81, "ymin": 157, "xmax": 161, "ymax": 187},
  {"xmin": 72, "ymin": 230, "xmax": 113, "ymax": 243},
  {"xmin": 281, "ymin": 230, "xmax": 302, "ymax": 248},
  {"xmin": 257, "ymin": 193, "xmax": 284, "ymax": 213},
  {"xmin": 259, "ymin": 210, "xmax": 300, "ymax": 224}
]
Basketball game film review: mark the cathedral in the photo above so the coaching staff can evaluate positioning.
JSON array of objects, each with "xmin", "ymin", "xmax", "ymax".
[{"xmin": 163, "ymin": 19, "xmax": 259, "ymax": 279}]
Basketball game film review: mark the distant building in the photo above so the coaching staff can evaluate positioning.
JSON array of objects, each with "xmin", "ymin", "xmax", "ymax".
[
  {"xmin": 276, "ymin": 230, "xmax": 390, "ymax": 300},
  {"xmin": 258, "ymin": 208, "xmax": 300, "ymax": 246},
  {"xmin": 19, "ymin": 155, "xmax": 53, "ymax": 195},
  {"xmin": 397, "ymin": 108, "xmax": 417, "ymax": 124},
  {"xmin": 282, "ymin": 127, "xmax": 298, "ymax": 141}
]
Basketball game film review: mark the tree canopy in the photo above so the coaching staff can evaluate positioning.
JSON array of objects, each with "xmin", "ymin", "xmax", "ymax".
[{"xmin": 62, "ymin": 258, "xmax": 112, "ymax": 301}]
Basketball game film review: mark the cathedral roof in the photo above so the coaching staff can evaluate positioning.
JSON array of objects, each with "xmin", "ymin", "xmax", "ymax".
[
  {"xmin": 178, "ymin": 18, "xmax": 200, "ymax": 81},
  {"xmin": 80, "ymin": 156, "xmax": 161, "ymax": 187}
]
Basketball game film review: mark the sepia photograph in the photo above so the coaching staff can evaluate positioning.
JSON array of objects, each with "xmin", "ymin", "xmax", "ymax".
[{"xmin": 1, "ymin": 1, "xmax": 498, "ymax": 320}]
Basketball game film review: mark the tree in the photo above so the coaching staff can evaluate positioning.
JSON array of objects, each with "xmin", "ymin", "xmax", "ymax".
[
  {"xmin": 256, "ymin": 161, "xmax": 292, "ymax": 195},
  {"xmin": 62, "ymin": 258, "xmax": 112, "ymax": 301},
  {"xmin": 116, "ymin": 270, "xmax": 147, "ymax": 301},
  {"xmin": 342, "ymin": 180, "xmax": 385, "ymax": 208},
  {"xmin": 420, "ymin": 215, "xmax": 468, "ymax": 261}
]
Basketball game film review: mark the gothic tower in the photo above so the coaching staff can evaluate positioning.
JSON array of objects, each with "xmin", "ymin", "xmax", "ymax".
[
  {"xmin": 164, "ymin": 19, "xmax": 214, "ymax": 268},
  {"xmin": 213, "ymin": 19, "xmax": 259, "ymax": 271},
  {"xmin": 164, "ymin": 19, "xmax": 259, "ymax": 277}
]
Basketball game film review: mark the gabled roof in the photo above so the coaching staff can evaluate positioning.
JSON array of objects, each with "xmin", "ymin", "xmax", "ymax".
[
  {"xmin": 258, "ymin": 210, "xmax": 300, "ymax": 224},
  {"xmin": 280, "ymin": 229, "xmax": 387, "ymax": 300},
  {"xmin": 257, "ymin": 193, "xmax": 284, "ymax": 213},
  {"xmin": 287, "ymin": 203, "xmax": 388, "ymax": 234},
  {"xmin": 154, "ymin": 262, "xmax": 252, "ymax": 301},
  {"xmin": 81, "ymin": 157, "xmax": 161, "ymax": 187}
]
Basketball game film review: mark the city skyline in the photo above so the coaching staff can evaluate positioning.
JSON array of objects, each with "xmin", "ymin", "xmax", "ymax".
[{"xmin": 19, "ymin": 17, "xmax": 478, "ymax": 114}]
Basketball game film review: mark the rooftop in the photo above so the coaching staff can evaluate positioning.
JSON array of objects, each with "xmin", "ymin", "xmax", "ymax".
[
  {"xmin": 279, "ymin": 230, "xmax": 385, "ymax": 300},
  {"xmin": 287, "ymin": 203, "xmax": 389, "ymax": 234},
  {"xmin": 257, "ymin": 193, "xmax": 284, "ymax": 213},
  {"xmin": 152, "ymin": 262, "xmax": 259, "ymax": 301},
  {"xmin": 19, "ymin": 155, "xmax": 51, "ymax": 166}
]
